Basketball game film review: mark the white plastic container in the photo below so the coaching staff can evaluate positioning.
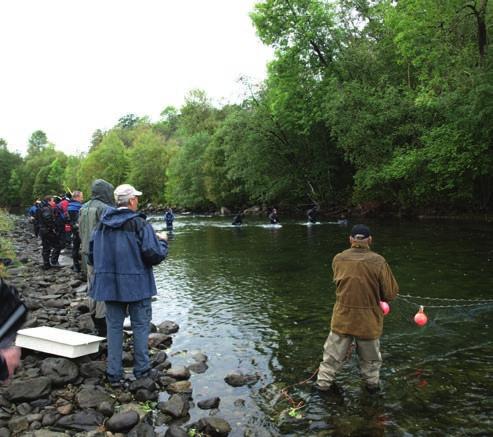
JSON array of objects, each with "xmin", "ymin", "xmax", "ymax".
[{"xmin": 15, "ymin": 327, "xmax": 105, "ymax": 358}]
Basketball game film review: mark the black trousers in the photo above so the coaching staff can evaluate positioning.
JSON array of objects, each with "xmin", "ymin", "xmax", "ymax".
[{"xmin": 40, "ymin": 231, "xmax": 63, "ymax": 265}]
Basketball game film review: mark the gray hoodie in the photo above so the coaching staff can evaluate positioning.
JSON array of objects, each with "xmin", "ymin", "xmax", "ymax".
[{"xmin": 78, "ymin": 179, "xmax": 114, "ymax": 255}]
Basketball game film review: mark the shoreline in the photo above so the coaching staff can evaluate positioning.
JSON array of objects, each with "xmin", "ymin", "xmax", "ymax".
[{"xmin": 0, "ymin": 216, "xmax": 239, "ymax": 437}]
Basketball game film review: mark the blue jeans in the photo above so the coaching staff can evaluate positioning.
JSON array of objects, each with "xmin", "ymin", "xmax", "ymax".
[{"xmin": 105, "ymin": 298, "xmax": 152, "ymax": 381}]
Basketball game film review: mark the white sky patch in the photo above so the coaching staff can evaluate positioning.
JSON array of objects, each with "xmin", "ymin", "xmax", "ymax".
[{"xmin": 0, "ymin": 0, "xmax": 272, "ymax": 156}]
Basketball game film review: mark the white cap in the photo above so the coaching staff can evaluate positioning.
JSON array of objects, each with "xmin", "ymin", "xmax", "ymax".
[{"xmin": 114, "ymin": 184, "xmax": 142, "ymax": 202}]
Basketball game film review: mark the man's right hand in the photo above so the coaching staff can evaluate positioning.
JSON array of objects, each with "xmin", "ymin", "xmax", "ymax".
[{"xmin": 156, "ymin": 231, "xmax": 168, "ymax": 242}]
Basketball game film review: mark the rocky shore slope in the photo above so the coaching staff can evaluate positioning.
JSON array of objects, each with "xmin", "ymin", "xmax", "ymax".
[{"xmin": 0, "ymin": 217, "xmax": 251, "ymax": 437}]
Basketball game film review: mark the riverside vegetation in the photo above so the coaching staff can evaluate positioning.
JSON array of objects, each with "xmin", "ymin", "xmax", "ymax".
[{"xmin": 0, "ymin": 1, "xmax": 492, "ymax": 217}]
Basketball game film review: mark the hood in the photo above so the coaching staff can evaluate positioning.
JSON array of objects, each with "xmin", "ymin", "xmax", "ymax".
[
  {"xmin": 91, "ymin": 179, "xmax": 114, "ymax": 205},
  {"xmin": 101, "ymin": 207, "xmax": 143, "ymax": 228}
]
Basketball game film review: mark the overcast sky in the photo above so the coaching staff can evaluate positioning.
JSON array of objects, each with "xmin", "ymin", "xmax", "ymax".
[{"xmin": 0, "ymin": 0, "xmax": 272, "ymax": 156}]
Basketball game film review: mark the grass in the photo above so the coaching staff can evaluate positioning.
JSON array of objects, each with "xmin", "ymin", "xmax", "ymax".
[{"xmin": 0, "ymin": 209, "xmax": 15, "ymax": 278}]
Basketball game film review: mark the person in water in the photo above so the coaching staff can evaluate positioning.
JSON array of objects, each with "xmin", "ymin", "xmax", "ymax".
[
  {"xmin": 268, "ymin": 208, "xmax": 279, "ymax": 224},
  {"xmin": 307, "ymin": 205, "xmax": 318, "ymax": 223},
  {"xmin": 164, "ymin": 208, "xmax": 175, "ymax": 231},
  {"xmin": 315, "ymin": 224, "xmax": 399, "ymax": 394},
  {"xmin": 232, "ymin": 212, "xmax": 243, "ymax": 225}
]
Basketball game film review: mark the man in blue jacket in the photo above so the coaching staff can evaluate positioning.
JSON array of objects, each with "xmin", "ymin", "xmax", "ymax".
[{"xmin": 89, "ymin": 184, "xmax": 168, "ymax": 384}]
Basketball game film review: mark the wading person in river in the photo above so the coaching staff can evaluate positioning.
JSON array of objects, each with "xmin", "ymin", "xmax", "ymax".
[
  {"xmin": 315, "ymin": 224, "xmax": 399, "ymax": 394},
  {"xmin": 89, "ymin": 184, "xmax": 168, "ymax": 385}
]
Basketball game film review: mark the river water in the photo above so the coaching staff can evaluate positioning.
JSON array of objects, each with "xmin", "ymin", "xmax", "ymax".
[{"xmin": 149, "ymin": 215, "xmax": 493, "ymax": 436}]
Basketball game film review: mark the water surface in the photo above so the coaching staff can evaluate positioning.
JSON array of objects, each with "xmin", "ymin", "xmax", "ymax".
[{"xmin": 150, "ymin": 216, "xmax": 493, "ymax": 436}]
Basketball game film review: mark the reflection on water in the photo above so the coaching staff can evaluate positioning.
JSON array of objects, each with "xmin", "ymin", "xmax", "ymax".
[{"xmin": 151, "ymin": 215, "xmax": 493, "ymax": 436}]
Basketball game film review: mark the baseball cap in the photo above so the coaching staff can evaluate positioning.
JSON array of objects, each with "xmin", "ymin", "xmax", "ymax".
[
  {"xmin": 114, "ymin": 184, "xmax": 142, "ymax": 202},
  {"xmin": 350, "ymin": 224, "xmax": 371, "ymax": 239}
]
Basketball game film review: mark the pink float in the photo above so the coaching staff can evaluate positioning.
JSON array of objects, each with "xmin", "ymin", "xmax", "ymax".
[
  {"xmin": 379, "ymin": 301, "xmax": 390, "ymax": 315},
  {"xmin": 414, "ymin": 305, "xmax": 428, "ymax": 326}
]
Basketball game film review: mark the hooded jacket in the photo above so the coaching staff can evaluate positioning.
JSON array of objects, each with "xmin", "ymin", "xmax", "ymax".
[
  {"xmin": 78, "ymin": 179, "xmax": 114, "ymax": 256},
  {"xmin": 330, "ymin": 242, "xmax": 399, "ymax": 340},
  {"xmin": 88, "ymin": 207, "xmax": 168, "ymax": 302}
]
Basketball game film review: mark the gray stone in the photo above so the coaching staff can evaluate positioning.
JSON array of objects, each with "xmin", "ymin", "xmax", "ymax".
[
  {"xmin": 76, "ymin": 387, "xmax": 113, "ymax": 409},
  {"xmin": 6, "ymin": 377, "xmax": 52, "ymax": 402},
  {"xmin": 129, "ymin": 377, "xmax": 156, "ymax": 393},
  {"xmin": 0, "ymin": 427, "xmax": 9, "ymax": 437},
  {"xmin": 197, "ymin": 397, "xmax": 220, "ymax": 410},
  {"xmin": 166, "ymin": 366, "xmax": 190, "ymax": 380},
  {"xmin": 34, "ymin": 431, "xmax": 67, "ymax": 437},
  {"xmin": 134, "ymin": 389, "xmax": 158, "ymax": 402},
  {"xmin": 8, "ymin": 416, "xmax": 29, "ymax": 434},
  {"xmin": 158, "ymin": 394, "xmax": 190, "ymax": 418},
  {"xmin": 165, "ymin": 425, "xmax": 188, "ymax": 437},
  {"xmin": 148, "ymin": 333, "xmax": 172, "ymax": 349},
  {"xmin": 187, "ymin": 361, "xmax": 208, "ymax": 374},
  {"xmin": 97, "ymin": 401, "xmax": 114, "ymax": 417},
  {"xmin": 42, "ymin": 412, "xmax": 59, "ymax": 426},
  {"xmin": 195, "ymin": 417, "xmax": 232, "ymax": 437},
  {"xmin": 79, "ymin": 361, "xmax": 106, "ymax": 378},
  {"xmin": 56, "ymin": 409, "xmax": 105, "ymax": 431},
  {"xmin": 157, "ymin": 320, "xmax": 179, "ymax": 335},
  {"xmin": 128, "ymin": 422, "xmax": 156, "ymax": 437},
  {"xmin": 167, "ymin": 380, "xmax": 192, "ymax": 394},
  {"xmin": 41, "ymin": 357, "xmax": 79, "ymax": 386},
  {"xmin": 192, "ymin": 352, "xmax": 208, "ymax": 362},
  {"xmin": 224, "ymin": 371, "xmax": 259, "ymax": 387},
  {"xmin": 16, "ymin": 402, "xmax": 32, "ymax": 415},
  {"xmin": 106, "ymin": 410, "xmax": 140, "ymax": 433}
]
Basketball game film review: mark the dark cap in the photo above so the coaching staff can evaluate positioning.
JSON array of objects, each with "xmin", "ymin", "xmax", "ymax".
[{"xmin": 350, "ymin": 224, "xmax": 371, "ymax": 239}]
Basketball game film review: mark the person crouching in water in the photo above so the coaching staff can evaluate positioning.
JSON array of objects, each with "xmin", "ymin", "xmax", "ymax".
[
  {"xmin": 88, "ymin": 184, "xmax": 168, "ymax": 385},
  {"xmin": 315, "ymin": 224, "xmax": 399, "ymax": 394}
]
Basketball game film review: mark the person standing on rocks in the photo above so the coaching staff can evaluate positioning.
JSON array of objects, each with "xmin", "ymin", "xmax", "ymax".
[
  {"xmin": 36, "ymin": 196, "xmax": 65, "ymax": 269},
  {"xmin": 78, "ymin": 179, "xmax": 114, "ymax": 336},
  {"xmin": 67, "ymin": 191, "xmax": 84, "ymax": 273},
  {"xmin": 88, "ymin": 184, "xmax": 168, "ymax": 384},
  {"xmin": 315, "ymin": 224, "xmax": 399, "ymax": 394}
]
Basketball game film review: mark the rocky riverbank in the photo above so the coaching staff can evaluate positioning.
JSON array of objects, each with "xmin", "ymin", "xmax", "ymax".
[{"xmin": 0, "ymin": 217, "xmax": 257, "ymax": 437}]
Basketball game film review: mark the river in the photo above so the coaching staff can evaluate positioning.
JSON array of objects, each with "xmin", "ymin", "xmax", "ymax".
[{"xmin": 148, "ymin": 215, "xmax": 493, "ymax": 436}]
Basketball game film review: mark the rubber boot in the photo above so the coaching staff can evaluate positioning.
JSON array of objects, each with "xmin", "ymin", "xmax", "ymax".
[
  {"xmin": 42, "ymin": 254, "xmax": 51, "ymax": 270},
  {"xmin": 93, "ymin": 316, "xmax": 107, "ymax": 337}
]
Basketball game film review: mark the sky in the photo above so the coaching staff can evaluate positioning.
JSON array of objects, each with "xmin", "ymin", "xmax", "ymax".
[{"xmin": 0, "ymin": 0, "xmax": 273, "ymax": 156}]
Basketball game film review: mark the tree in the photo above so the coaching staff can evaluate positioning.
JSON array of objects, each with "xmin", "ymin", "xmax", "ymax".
[
  {"xmin": 0, "ymin": 141, "xmax": 23, "ymax": 207},
  {"xmin": 27, "ymin": 130, "xmax": 48, "ymax": 156}
]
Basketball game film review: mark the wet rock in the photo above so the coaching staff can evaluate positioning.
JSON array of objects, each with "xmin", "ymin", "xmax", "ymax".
[
  {"xmin": 134, "ymin": 389, "xmax": 158, "ymax": 402},
  {"xmin": 118, "ymin": 402, "xmax": 150, "ymax": 421},
  {"xmin": 56, "ymin": 409, "xmax": 105, "ymax": 431},
  {"xmin": 41, "ymin": 357, "xmax": 79, "ymax": 386},
  {"xmin": 224, "ymin": 371, "xmax": 259, "ymax": 387},
  {"xmin": 148, "ymin": 333, "xmax": 172, "ymax": 349},
  {"xmin": 234, "ymin": 399, "xmax": 245, "ymax": 407},
  {"xmin": 129, "ymin": 377, "xmax": 157, "ymax": 393},
  {"xmin": 151, "ymin": 350, "xmax": 168, "ymax": 365},
  {"xmin": 166, "ymin": 366, "xmax": 190, "ymax": 380},
  {"xmin": 97, "ymin": 401, "xmax": 114, "ymax": 417},
  {"xmin": 79, "ymin": 361, "xmax": 106, "ymax": 378},
  {"xmin": 29, "ymin": 420, "xmax": 42, "ymax": 430},
  {"xmin": 192, "ymin": 352, "xmax": 208, "ymax": 362},
  {"xmin": 158, "ymin": 394, "xmax": 190, "ymax": 418},
  {"xmin": 76, "ymin": 387, "xmax": 113, "ymax": 409},
  {"xmin": 16, "ymin": 402, "xmax": 32, "ymax": 415},
  {"xmin": 157, "ymin": 320, "xmax": 179, "ymax": 335},
  {"xmin": 165, "ymin": 425, "xmax": 189, "ymax": 437},
  {"xmin": 187, "ymin": 361, "xmax": 208, "ymax": 374},
  {"xmin": 42, "ymin": 412, "xmax": 59, "ymax": 426},
  {"xmin": 197, "ymin": 397, "xmax": 220, "ymax": 410},
  {"xmin": 167, "ymin": 380, "xmax": 192, "ymax": 395},
  {"xmin": 128, "ymin": 422, "xmax": 156, "ymax": 436},
  {"xmin": 8, "ymin": 416, "xmax": 29, "ymax": 435},
  {"xmin": 57, "ymin": 403, "xmax": 74, "ymax": 415},
  {"xmin": 193, "ymin": 417, "xmax": 232, "ymax": 437},
  {"xmin": 6, "ymin": 377, "xmax": 52, "ymax": 402},
  {"xmin": 0, "ymin": 427, "xmax": 9, "ymax": 437},
  {"xmin": 106, "ymin": 410, "xmax": 140, "ymax": 433}
]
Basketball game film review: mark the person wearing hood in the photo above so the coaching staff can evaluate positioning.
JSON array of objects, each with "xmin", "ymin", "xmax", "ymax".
[
  {"xmin": 67, "ymin": 191, "xmax": 84, "ymax": 273},
  {"xmin": 88, "ymin": 184, "xmax": 168, "ymax": 385},
  {"xmin": 78, "ymin": 179, "xmax": 114, "ymax": 335}
]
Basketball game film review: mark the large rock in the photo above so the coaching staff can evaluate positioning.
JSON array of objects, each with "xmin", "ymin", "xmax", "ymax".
[
  {"xmin": 224, "ymin": 371, "xmax": 259, "ymax": 387},
  {"xmin": 79, "ymin": 361, "xmax": 106, "ymax": 378},
  {"xmin": 197, "ymin": 397, "xmax": 220, "ymax": 410},
  {"xmin": 41, "ymin": 357, "xmax": 79, "ymax": 386},
  {"xmin": 106, "ymin": 410, "xmax": 140, "ymax": 433},
  {"xmin": 166, "ymin": 366, "xmax": 190, "ymax": 380},
  {"xmin": 167, "ymin": 381, "xmax": 192, "ymax": 395},
  {"xmin": 148, "ymin": 333, "xmax": 172, "ymax": 349},
  {"xmin": 76, "ymin": 387, "xmax": 113, "ymax": 409},
  {"xmin": 6, "ymin": 377, "xmax": 52, "ymax": 402},
  {"xmin": 194, "ymin": 417, "xmax": 232, "ymax": 437},
  {"xmin": 128, "ymin": 422, "xmax": 156, "ymax": 436},
  {"xmin": 56, "ymin": 409, "xmax": 105, "ymax": 431},
  {"xmin": 157, "ymin": 321, "xmax": 179, "ymax": 335},
  {"xmin": 158, "ymin": 394, "xmax": 190, "ymax": 418}
]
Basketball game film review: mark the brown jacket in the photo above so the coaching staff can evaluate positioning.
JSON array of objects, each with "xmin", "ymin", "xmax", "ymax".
[{"xmin": 330, "ymin": 242, "xmax": 399, "ymax": 340}]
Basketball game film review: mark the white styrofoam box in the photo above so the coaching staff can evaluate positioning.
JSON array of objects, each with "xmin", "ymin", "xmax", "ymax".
[{"xmin": 15, "ymin": 327, "xmax": 105, "ymax": 358}]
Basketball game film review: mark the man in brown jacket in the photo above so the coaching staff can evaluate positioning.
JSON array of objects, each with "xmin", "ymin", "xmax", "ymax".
[{"xmin": 316, "ymin": 224, "xmax": 399, "ymax": 394}]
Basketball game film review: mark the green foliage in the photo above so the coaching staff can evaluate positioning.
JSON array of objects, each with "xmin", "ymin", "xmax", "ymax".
[{"xmin": 0, "ymin": 142, "xmax": 23, "ymax": 207}]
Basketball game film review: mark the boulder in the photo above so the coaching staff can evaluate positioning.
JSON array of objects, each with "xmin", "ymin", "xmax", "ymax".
[
  {"xmin": 197, "ymin": 397, "xmax": 220, "ymax": 410},
  {"xmin": 6, "ymin": 377, "xmax": 52, "ymax": 402},
  {"xmin": 76, "ymin": 388, "xmax": 113, "ymax": 409},
  {"xmin": 157, "ymin": 321, "xmax": 179, "ymax": 335},
  {"xmin": 106, "ymin": 410, "xmax": 140, "ymax": 433},
  {"xmin": 158, "ymin": 394, "xmax": 190, "ymax": 418},
  {"xmin": 56, "ymin": 409, "xmax": 105, "ymax": 431},
  {"xmin": 41, "ymin": 357, "xmax": 79, "ymax": 386}
]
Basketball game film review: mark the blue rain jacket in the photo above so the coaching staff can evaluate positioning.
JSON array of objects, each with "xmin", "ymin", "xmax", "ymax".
[{"xmin": 89, "ymin": 207, "xmax": 168, "ymax": 302}]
